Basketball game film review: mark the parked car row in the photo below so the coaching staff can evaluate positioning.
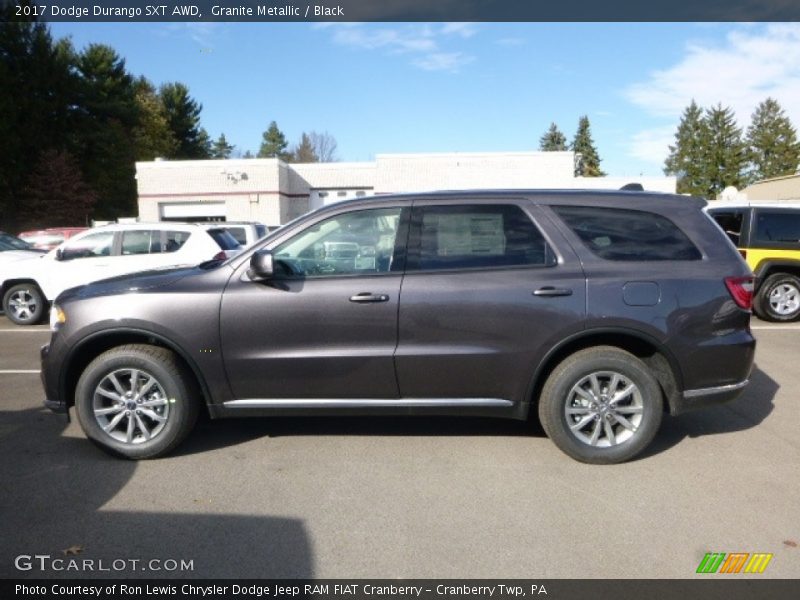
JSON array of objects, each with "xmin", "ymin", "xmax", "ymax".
[
  {"xmin": 39, "ymin": 189, "xmax": 755, "ymax": 464},
  {"xmin": 0, "ymin": 222, "xmax": 251, "ymax": 325}
]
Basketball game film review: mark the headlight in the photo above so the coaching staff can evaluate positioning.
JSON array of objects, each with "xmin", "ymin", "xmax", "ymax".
[{"xmin": 50, "ymin": 304, "xmax": 66, "ymax": 331}]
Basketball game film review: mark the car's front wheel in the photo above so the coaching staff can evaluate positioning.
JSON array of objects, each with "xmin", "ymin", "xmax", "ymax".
[
  {"xmin": 754, "ymin": 273, "xmax": 800, "ymax": 322},
  {"xmin": 2, "ymin": 283, "xmax": 46, "ymax": 325},
  {"xmin": 538, "ymin": 346, "xmax": 663, "ymax": 464},
  {"xmin": 75, "ymin": 344, "xmax": 199, "ymax": 459}
]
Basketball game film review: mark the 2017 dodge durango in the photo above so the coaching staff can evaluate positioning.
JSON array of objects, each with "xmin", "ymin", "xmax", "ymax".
[{"xmin": 40, "ymin": 190, "xmax": 756, "ymax": 463}]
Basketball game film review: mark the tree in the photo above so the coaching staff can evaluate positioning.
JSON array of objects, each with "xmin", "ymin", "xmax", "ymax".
[
  {"xmin": 745, "ymin": 98, "xmax": 800, "ymax": 183},
  {"xmin": 210, "ymin": 133, "xmax": 234, "ymax": 159},
  {"xmin": 290, "ymin": 133, "xmax": 319, "ymax": 163},
  {"xmin": 704, "ymin": 103, "xmax": 747, "ymax": 198},
  {"xmin": 132, "ymin": 76, "xmax": 178, "ymax": 161},
  {"xmin": 73, "ymin": 43, "xmax": 139, "ymax": 219},
  {"xmin": 159, "ymin": 82, "xmax": 210, "ymax": 159},
  {"xmin": 258, "ymin": 121, "xmax": 291, "ymax": 160},
  {"xmin": 18, "ymin": 149, "xmax": 97, "ymax": 229},
  {"xmin": 570, "ymin": 116, "xmax": 605, "ymax": 176},
  {"xmin": 539, "ymin": 123, "xmax": 567, "ymax": 151},
  {"xmin": 242, "ymin": 150, "xmax": 254, "ymax": 158},
  {"xmin": 308, "ymin": 131, "xmax": 338, "ymax": 162},
  {"xmin": 664, "ymin": 100, "xmax": 711, "ymax": 196},
  {"xmin": 0, "ymin": 10, "xmax": 79, "ymax": 229}
]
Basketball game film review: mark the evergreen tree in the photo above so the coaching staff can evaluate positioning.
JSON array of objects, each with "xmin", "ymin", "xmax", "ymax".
[
  {"xmin": 745, "ymin": 98, "xmax": 800, "ymax": 182},
  {"xmin": 258, "ymin": 121, "xmax": 291, "ymax": 160},
  {"xmin": 74, "ymin": 43, "xmax": 139, "ymax": 219},
  {"xmin": 159, "ymin": 82, "xmax": 210, "ymax": 159},
  {"xmin": 570, "ymin": 116, "xmax": 605, "ymax": 176},
  {"xmin": 291, "ymin": 132, "xmax": 319, "ymax": 163},
  {"xmin": 19, "ymin": 149, "xmax": 97, "ymax": 229},
  {"xmin": 210, "ymin": 133, "xmax": 234, "ymax": 159},
  {"xmin": 664, "ymin": 100, "xmax": 711, "ymax": 197},
  {"xmin": 704, "ymin": 103, "xmax": 747, "ymax": 198},
  {"xmin": 242, "ymin": 150, "xmax": 254, "ymax": 158},
  {"xmin": 539, "ymin": 122, "xmax": 567, "ymax": 151},
  {"xmin": 132, "ymin": 76, "xmax": 177, "ymax": 161}
]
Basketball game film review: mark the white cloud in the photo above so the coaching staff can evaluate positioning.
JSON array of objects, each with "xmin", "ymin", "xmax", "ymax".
[
  {"xmin": 626, "ymin": 24, "xmax": 800, "ymax": 165},
  {"xmin": 321, "ymin": 23, "xmax": 476, "ymax": 72}
]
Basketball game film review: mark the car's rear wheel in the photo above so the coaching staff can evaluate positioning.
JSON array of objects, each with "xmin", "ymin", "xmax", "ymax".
[
  {"xmin": 75, "ymin": 344, "xmax": 199, "ymax": 459},
  {"xmin": 754, "ymin": 273, "xmax": 800, "ymax": 322},
  {"xmin": 538, "ymin": 346, "xmax": 663, "ymax": 464},
  {"xmin": 2, "ymin": 283, "xmax": 46, "ymax": 325}
]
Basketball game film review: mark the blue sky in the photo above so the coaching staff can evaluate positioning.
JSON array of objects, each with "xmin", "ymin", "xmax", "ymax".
[{"xmin": 49, "ymin": 22, "xmax": 800, "ymax": 176}]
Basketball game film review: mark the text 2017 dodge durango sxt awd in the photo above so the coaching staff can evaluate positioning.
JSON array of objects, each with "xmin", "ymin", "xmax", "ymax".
[{"xmin": 41, "ymin": 190, "xmax": 756, "ymax": 463}]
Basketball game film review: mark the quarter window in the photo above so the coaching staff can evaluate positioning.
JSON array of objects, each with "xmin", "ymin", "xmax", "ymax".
[
  {"xmin": 273, "ymin": 207, "xmax": 403, "ymax": 277},
  {"xmin": 553, "ymin": 206, "xmax": 701, "ymax": 261},
  {"xmin": 410, "ymin": 204, "xmax": 554, "ymax": 271},
  {"xmin": 164, "ymin": 231, "xmax": 190, "ymax": 253}
]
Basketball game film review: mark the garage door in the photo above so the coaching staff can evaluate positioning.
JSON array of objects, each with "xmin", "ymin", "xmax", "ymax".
[{"xmin": 159, "ymin": 202, "xmax": 227, "ymax": 221}]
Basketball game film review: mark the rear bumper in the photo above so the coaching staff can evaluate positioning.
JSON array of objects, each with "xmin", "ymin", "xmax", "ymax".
[{"xmin": 672, "ymin": 379, "xmax": 749, "ymax": 414}]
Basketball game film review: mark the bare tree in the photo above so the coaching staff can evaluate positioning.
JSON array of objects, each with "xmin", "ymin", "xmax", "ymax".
[{"xmin": 308, "ymin": 131, "xmax": 338, "ymax": 162}]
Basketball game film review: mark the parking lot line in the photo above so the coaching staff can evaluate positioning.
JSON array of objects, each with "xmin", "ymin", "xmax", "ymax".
[
  {"xmin": 0, "ymin": 369, "xmax": 40, "ymax": 374},
  {"xmin": 0, "ymin": 328, "xmax": 49, "ymax": 332},
  {"xmin": 750, "ymin": 325, "xmax": 800, "ymax": 330}
]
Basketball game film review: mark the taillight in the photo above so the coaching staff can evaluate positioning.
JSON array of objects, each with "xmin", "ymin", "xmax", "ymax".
[
  {"xmin": 724, "ymin": 276, "xmax": 754, "ymax": 310},
  {"xmin": 212, "ymin": 251, "xmax": 226, "ymax": 261}
]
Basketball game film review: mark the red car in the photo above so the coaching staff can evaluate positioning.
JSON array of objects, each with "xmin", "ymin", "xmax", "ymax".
[{"xmin": 17, "ymin": 227, "xmax": 87, "ymax": 251}]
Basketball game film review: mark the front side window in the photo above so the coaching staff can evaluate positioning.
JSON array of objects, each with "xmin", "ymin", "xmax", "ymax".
[
  {"xmin": 553, "ymin": 205, "xmax": 701, "ymax": 261},
  {"xmin": 273, "ymin": 207, "xmax": 403, "ymax": 277},
  {"xmin": 755, "ymin": 211, "xmax": 800, "ymax": 244},
  {"xmin": 60, "ymin": 231, "xmax": 115, "ymax": 260},
  {"xmin": 409, "ymin": 204, "xmax": 554, "ymax": 271},
  {"xmin": 709, "ymin": 211, "xmax": 744, "ymax": 246},
  {"xmin": 121, "ymin": 230, "xmax": 159, "ymax": 255}
]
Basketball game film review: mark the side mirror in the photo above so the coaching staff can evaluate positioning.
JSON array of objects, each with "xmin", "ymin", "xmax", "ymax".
[
  {"xmin": 248, "ymin": 250, "xmax": 274, "ymax": 280},
  {"xmin": 55, "ymin": 248, "xmax": 64, "ymax": 261}
]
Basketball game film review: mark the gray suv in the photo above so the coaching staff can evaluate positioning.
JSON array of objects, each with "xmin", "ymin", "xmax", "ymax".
[{"xmin": 41, "ymin": 190, "xmax": 756, "ymax": 463}]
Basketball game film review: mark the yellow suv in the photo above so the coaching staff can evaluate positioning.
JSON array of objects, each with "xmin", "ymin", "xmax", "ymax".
[{"xmin": 708, "ymin": 202, "xmax": 800, "ymax": 321}]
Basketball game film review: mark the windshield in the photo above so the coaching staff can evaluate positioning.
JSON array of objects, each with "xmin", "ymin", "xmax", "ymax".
[{"xmin": 0, "ymin": 232, "xmax": 33, "ymax": 251}]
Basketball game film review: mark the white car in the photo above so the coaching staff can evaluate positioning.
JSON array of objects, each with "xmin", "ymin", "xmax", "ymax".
[
  {"xmin": 1, "ymin": 223, "xmax": 241, "ymax": 325},
  {"xmin": 196, "ymin": 221, "xmax": 271, "ymax": 248},
  {"xmin": 0, "ymin": 232, "xmax": 45, "ymax": 267}
]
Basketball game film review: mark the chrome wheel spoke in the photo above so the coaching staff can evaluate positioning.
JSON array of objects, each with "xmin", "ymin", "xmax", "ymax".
[
  {"xmin": 96, "ymin": 388, "xmax": 122, "ymax": 402},
  {"xmin": 107, "ymin": 373, "xmax": 126, "ymax": 396},
  {"xmin": 613, "ymin": 413, "xmax": 637, "ymax": 431},
  {"xmin": 589, "ymin": 418, "xmax": 603, "ymax": 445},
  {"xmin": 135, "ymin": 413, "xmax": 151, "ymax": 441},
  {"xmin": 589, "ymin": 374, "xmax": 602, "ymax": 398},
  {"xmin": 570, "ymin": 413, "xmax": 596, "ymax": 431},
  {"xmin": 103, "ymin": 411, "xmax": 126, "ymax": 432},
  {"xmin": 140, "ymin": 407, "xmax": 167, "ymax": 423},
  {"xmin": 125, "ymin": 412, "xmax": 135, "ymax": 443},
  {"xmin": 140, "ymin": 396, "xmax": 167, "ymax": 408},
  {"xmin": 614, "ymin": 405, "xmax": 643, "ymax": 414},
  {"xmin": 603, "ymin": 418, "xmax": 616, "ymax": 445},
  {"xmin": 129, "ymin": 369, "xmax": 140, "ymax": 394},
  {"xmin": 610, "ymin": 384, "xmax": 635, "ymax": 405},
  {"xmin": 137, "ymin": 377, "xmax": 157, "ymax": 398},
  {"xmin": 566, "ymin": 406, "xmax": 593, "ymax": 415},
  {"xmin": 94, "ymin": 405, "xmax": 123, "ymax": 416}
]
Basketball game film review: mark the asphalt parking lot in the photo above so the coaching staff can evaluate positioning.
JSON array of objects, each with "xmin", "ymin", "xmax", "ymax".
[{"xmin": 0, "ymin": 316, "xmax": 798, "ymax": 579}]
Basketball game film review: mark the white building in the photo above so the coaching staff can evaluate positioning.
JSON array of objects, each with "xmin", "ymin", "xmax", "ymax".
[{"xmin": 135, "ymin": 151, "xmax": 676, "ymax": 227}]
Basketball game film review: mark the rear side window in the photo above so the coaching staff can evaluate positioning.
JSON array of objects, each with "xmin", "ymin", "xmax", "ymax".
[
  {"xmin": 225, "ymin": 227, "xmax": 247, "ymax": 245},
  {"xmin": 165, "ymin": 231, "xmax": 190, "ymax": 253},
  {"xmin": 410, "ymin": 204, "xmax": 555, "ymax": 271},
  {"xmin": 553, "ymin": 205, "xmax": 701, "ymax": 261},
  {"xmin": 255, "ymin": 224, "xmax": 267, "ymax": 239},
  {"xmin": 207, "ymin": 228, "xmax": 240, "ymax": 251},
  {"xmin": 755, "ymin": 211, "xmax": 800, "ymax": 244},
  {"xmin": 122, "ymin": 230, "xmax": 160, "ymax": 255}
]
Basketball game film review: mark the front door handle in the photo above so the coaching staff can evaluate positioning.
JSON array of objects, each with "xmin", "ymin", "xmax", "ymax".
[
  {"xmin": 533, "ymin": 287, "xmax": 573, "ymax": 297},
  {"xmin": 349, "ymin": 292, "xmax": 390, "ymax": 303}
]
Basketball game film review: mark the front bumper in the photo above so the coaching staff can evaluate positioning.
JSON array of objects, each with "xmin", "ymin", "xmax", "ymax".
[{"xmin": 40, "ymin": 343, "xmax": 67, "ymax": 414}]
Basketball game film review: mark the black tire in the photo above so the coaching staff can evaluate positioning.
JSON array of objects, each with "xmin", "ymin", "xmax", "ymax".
[
  {"xmin": 753, "ymin": 273, "xmax": 800, "ymax": 322},
  {"xmin": 75, "ymin": 344, "xmax": 199, "ymax": 459},
  {"xmin": 538, "ymin": 346, "xmax": 663, "ymax": 464},
  {"xmin": 2, "ymin": 283, "xmax": 46, "ymax": 325}
]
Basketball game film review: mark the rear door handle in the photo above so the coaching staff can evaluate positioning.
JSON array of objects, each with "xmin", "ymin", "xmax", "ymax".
[
  {"xmin": 349, "ymin": 292, "xmax": 390, "ymax": 303},
  {"xmin": 533, "ymin": 287, "xmax": 573, "ymax": 297}
]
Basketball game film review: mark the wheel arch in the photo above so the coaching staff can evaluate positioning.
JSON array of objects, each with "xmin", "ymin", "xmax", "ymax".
[
  {"xmin": 753, "ymin": 259, "xmax": 800, "ymax": 283},
  {"xmin": 61, "ymin": 328, "xmax": 212, "ymax": 414},
  {"xmin": 1, "ymin": 278, "xmax": 47, "ymax": 301},
  {"xmin": 525, "ymin": 327, "xmax": 684, "ymax": 418}
]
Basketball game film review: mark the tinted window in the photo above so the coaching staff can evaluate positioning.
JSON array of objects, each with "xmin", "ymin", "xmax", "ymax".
[
  {"xmin": 709, "ymin": 211, "xmax": 744, "ymax": 246},
  {"xmin": 0, "ymin": 233, "xmax": 32, "ymax": 251},
  {"xmin": 255, "ymin": 224, "xmax": 267, "ymax": 239},
  {"xmin": 755, "ymin": 211, "xmax": 800, "ymax": 244},
  {"xmin": 411, "ymin": 204, "xmax": 554, "ymax": 271},
  {"xmin": 122, "ymin": 230, "xmax": 160, "ymax": 255},
  {"xmin": 207, "ymin": 229, "xmax": 240, "ymax": 251},
  {"xmin": 225, "ymin": 227, "xmax": 247, "ymax": 245},
  {"xmin": 553, "ymin": 206, "xmax": 701, "ymax": 261},
  {"xmin": 60, "ymin": 231, "xmax": 115, "ymax": 260},
  {"xmin": 165, "ymin": 231, "xmax": 190, "ymax": 253},
  {"xmin": 274, "ymin": 207, "xmax": 402, "ymax": 277}
]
